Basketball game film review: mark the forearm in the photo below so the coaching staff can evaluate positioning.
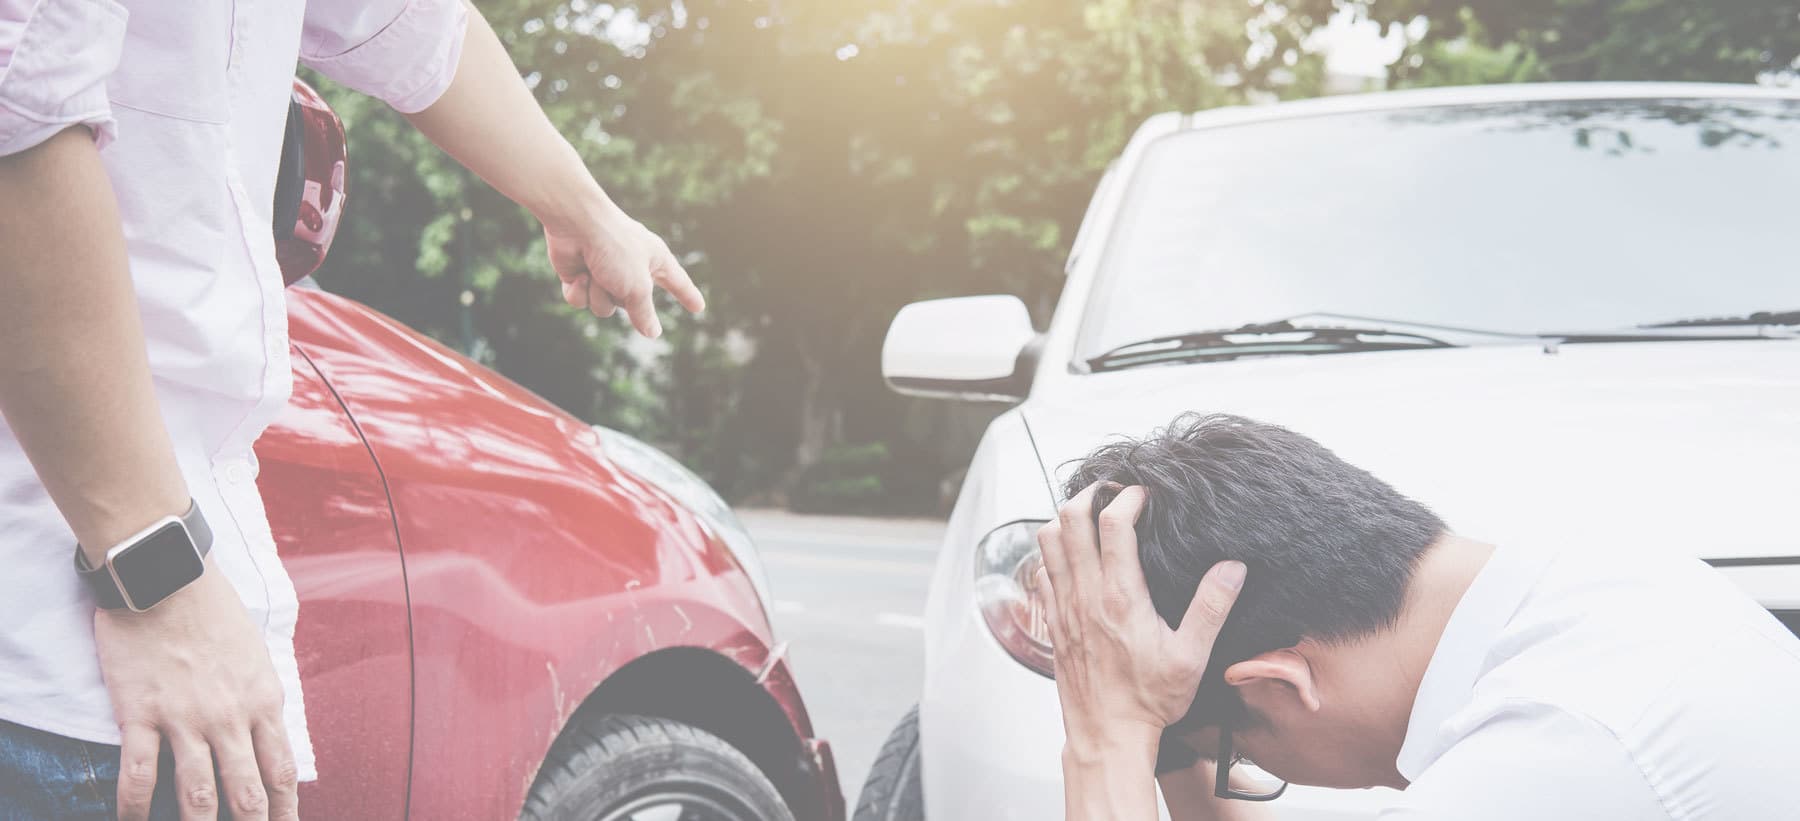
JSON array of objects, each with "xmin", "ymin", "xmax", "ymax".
[
  {"xmin": 403, "ymin": 3, "xmax": 612, "ymax": 229},
  {"xmin": 1063, "ymin": 733, "xmax": 1162, "ymax": 821},
  {"xmin": 0, "ymin": 127, "xmax": 190, "ymax": 563}
]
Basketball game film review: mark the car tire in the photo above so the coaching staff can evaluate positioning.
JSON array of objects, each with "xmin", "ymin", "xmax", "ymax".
[
  {"xmin": 852, "ymin": 705, "xmax": 925, "ymax": 821},
  {"xmin": 521, "ymin": 712, "xmax": 796, "ymax": 821}
]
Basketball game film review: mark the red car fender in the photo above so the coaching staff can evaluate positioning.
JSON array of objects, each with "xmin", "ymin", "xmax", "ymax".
[{"xmin": 283, "ymin": 288, "xmax": 838, "ymax": 820}]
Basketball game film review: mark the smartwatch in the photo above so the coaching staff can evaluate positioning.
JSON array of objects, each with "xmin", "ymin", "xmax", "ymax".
[{"xmin": 74, "ymin": 501, "xmax": 213, "ymax": 612}]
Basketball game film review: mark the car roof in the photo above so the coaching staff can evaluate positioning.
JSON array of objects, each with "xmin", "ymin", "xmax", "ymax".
[{"xmin": 1173, "ymin": 81, "xmax": 1800, "ymax": 133}]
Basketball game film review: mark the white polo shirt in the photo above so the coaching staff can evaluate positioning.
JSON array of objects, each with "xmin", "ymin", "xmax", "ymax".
[{"xmin": 1385, "ymin": 540, "xmax": 1800, "ymax": 819}]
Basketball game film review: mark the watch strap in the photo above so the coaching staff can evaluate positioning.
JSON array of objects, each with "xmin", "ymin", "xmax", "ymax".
[{"xmin": 74, "ymin": 501, "xmax": 213, "ymax": 610}]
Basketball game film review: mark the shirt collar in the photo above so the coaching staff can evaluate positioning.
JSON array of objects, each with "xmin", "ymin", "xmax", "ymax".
[{"xmin": 1393, "ymin": 541, "xmax": 1559, "ymax": 781}]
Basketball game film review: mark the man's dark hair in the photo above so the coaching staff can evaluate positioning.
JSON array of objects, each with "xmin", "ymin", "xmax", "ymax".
[{"xmin": 1065, "ymin": 412, "xmax": 1445, "ymax": 729}]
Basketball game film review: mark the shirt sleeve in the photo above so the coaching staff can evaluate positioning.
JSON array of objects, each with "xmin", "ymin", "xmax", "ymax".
[
  {"xmin": 299, "ymin": 0, "xmax": 468, "ymax": 114},
  {"xmin": 1380, "ymin": 703, "xmax": 1669, "ymax": 820},
  {"xmin": 0, "ymin": 0, "xmax": 128, "ymax": 156}
]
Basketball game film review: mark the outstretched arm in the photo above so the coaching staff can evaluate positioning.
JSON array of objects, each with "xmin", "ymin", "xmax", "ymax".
[{"xmin": 403, "ymin": 6, "xmax": 703, "ymax": 338}]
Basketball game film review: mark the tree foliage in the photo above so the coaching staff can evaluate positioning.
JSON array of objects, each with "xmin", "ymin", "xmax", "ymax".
[
  {"xmin": 1365, "ymin": 0, "xmax": 1799, "ymax": 84},
  {"xmin": 310, "ymin": 0, "xmax": 1792, "ymax": 511}
]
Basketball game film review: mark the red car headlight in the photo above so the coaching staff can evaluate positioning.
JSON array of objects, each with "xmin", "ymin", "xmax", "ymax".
[{"xmin": 973, "ymin": 520, "xmax": 1055, "ymax": 677}]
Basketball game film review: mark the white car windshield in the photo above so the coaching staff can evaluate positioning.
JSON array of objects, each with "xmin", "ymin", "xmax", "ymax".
[{"xmin": 1078, "ymin": 97, "xmax": 1800, "ymax": 362}]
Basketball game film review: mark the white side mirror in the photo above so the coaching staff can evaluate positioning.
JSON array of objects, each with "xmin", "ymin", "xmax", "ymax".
[{"xmin": 882, "ymin": 295, "xmax": 1038, "ymax": 402}]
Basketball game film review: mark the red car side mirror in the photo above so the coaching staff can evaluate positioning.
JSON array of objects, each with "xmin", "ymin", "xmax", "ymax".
[{"xmin": 273, "ymin": 79, "xmax": 348, "ymax": 287}]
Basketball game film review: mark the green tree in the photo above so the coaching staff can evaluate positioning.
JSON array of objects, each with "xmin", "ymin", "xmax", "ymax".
[
  {"xmin": 1363, "ymin": 0, "xmax": 1799, "ymax": 84},
  {"xmin": 698, "ymin": 0, "xmax": 1335, "ymax": 492},
  {"xmin": 311, "ymin": 0, "xmax": 781, "ymax": 454},
  {"xmin": 309, "ymin": 0, "xmax": 1352, "ymax": 508},
  {"xmin": 1381, "ymin": 9, "xmax": 1548, "ymax": 87}
]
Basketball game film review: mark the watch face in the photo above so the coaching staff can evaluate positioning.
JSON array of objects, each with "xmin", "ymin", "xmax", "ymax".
[{"xmin": 109, "ymin": 521, "xmax": 205, "ymax": 609}]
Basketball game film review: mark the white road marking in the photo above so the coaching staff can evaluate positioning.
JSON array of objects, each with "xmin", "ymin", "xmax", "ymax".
[
  {"xmin": 760, "ymin": 551, "xmax": 935, "ymax": 575},
  {"xmin": 752, "ymin": 532, "xmax": 942, "ymax": 553},
  {"xmin": 876, "ymin": 612, "xmax": 926, "ymax": 630}
]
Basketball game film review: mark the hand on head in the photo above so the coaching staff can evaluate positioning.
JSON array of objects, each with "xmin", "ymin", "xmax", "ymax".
[{"xmin": 1035, "ymin": 482, "xmax": 1247, "ymax": 755}]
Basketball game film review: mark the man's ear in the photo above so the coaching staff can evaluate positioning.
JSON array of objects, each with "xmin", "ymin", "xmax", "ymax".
[{"xmin": 1223, "ymin": 648, "xmax": 1321, "ymax": 713}]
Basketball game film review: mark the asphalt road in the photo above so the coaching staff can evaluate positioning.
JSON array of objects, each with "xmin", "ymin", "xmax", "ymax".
[{"xmin": 739, "ymin": 510, "xmax": 945, "ymax": 806}]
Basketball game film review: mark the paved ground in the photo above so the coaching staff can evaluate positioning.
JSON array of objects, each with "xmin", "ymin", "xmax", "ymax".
[{"xmin": 738, "ymin": 509, "xmax": 945, "ymax": 805}]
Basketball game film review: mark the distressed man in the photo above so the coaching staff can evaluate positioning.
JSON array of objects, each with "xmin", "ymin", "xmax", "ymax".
[{"xmin": 1038, "ymin": 413, "xmax": 1800, "ymax": 820}]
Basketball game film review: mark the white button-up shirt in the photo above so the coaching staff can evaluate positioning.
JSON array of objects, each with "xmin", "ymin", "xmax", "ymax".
[
  {"xmin": 1385, "ymin": 541, "xmax": 1800, "ymax": 819},
  {"xmin": 0, "ymin": 0, "xmax": 467, "ymax": 781}
]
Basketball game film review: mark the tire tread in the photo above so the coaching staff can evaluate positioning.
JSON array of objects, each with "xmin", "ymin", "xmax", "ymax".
[
  {"xmin": 851, "ymin": 706, "xmax": 924, "ymax": 821},
  {"xmin": 521, "ymin": 713, "xmax": 794, "ymax": 821}
]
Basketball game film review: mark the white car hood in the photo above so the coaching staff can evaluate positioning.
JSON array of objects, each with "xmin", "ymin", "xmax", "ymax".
[{"xmin": 1023, "ymin": 339, "xmax": 1800, "ymax": 561}]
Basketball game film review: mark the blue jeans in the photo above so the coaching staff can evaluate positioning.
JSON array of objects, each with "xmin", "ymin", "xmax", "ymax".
[{"xmin": 0, "ymin": 717, "xmax": 188, "ymax": 821}]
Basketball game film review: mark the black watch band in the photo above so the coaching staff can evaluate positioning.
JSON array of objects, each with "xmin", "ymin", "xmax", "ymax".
[{"xmin": 74, "ymin": 501, "xmax": 214, "ymax": 611}]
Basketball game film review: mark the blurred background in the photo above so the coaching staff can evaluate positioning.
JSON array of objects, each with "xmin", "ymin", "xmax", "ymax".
[{"xmin": 305, "ymin": 0, "xmax": 1797, "ymax": 517}]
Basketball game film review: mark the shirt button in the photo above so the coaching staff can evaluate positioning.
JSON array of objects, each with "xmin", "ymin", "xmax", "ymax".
[{"xmin": 226, "ymin": 463, "xmax": 249, "ymax": 484}]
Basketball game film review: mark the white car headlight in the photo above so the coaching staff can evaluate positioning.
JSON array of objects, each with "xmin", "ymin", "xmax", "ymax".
[
  {"xmin": 595, "ymin": 426, "xmax": 774, "ymax": 613},
  {"xmin": 974, "ymin": 520, "xmax": 1055, "ymax": 677}
]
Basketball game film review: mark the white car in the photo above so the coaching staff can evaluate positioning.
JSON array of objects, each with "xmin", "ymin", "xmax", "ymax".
[{"xmin": 853, "ymin": 82, "xmax": 1800, "ymax": 821}]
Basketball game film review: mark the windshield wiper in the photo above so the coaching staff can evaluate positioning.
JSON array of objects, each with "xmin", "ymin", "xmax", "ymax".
[
  {"xmin": 1640, "ymin": 309, "xmax": 1800, "ymax": 329},
  {"xmin": 1087, "ymin": 319, "xmax": 1458, "ymax": 373}
]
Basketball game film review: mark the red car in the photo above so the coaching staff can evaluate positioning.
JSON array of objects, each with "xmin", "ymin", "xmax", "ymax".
[{"xmin": 263, "ymin": 81, "xmax": 842, "ymax": 821}]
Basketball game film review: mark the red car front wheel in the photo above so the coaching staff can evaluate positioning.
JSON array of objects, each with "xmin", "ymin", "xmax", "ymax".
[{"xmin": 521, "ymin": 713, "xmax": 796, "ymax": 821}]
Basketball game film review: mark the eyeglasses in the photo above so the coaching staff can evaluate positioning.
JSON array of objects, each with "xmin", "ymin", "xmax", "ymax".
[{"xmin": 1215, "ymin": 729, "xmax": 1289, "ymax": 802}]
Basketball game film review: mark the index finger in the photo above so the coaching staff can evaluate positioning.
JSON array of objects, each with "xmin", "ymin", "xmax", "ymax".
[
  {"xmin": 1095, "ymin": 485, "xmax": 1149, "ymax": 586},
  {"xmin": 1053, "ymin": 482, "xmax": 1105, "ymax": 587},
  {"xmin": 1175, "ymin": 560, "xmax": 1247, "ymax": 659},
  {"xmin": 652, "ymin": 250, "xmax": 705, "ymax": 314}
]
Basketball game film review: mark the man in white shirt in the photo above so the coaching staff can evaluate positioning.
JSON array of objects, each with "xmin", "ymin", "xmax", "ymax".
[
  {"xmin": 0, "ymin": 1, "xmax": 702, "ymax": 819},
  {"xmin": 1035, "ymin": 413, "xmax": 1800, "ymax": 820}
]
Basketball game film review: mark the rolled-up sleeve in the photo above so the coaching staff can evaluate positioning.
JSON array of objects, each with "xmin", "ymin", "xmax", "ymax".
[
  {"xmin": 0, "ymin": 0, "xmax": 128, "ymax": 156},
  {"xmin": 301, "ymin": 0, "xmax": 468, "ymax": 114}
]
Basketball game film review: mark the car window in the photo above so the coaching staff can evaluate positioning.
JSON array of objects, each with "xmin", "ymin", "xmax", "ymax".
[{"xmin": 1078, "ymin": 97, "xmax": 1800, "ymax": 359}]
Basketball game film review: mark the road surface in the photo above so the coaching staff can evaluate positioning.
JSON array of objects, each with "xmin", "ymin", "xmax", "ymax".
[{"xmin": 739, "ymin": 509, "xmax": 944, "ymax": 806}]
